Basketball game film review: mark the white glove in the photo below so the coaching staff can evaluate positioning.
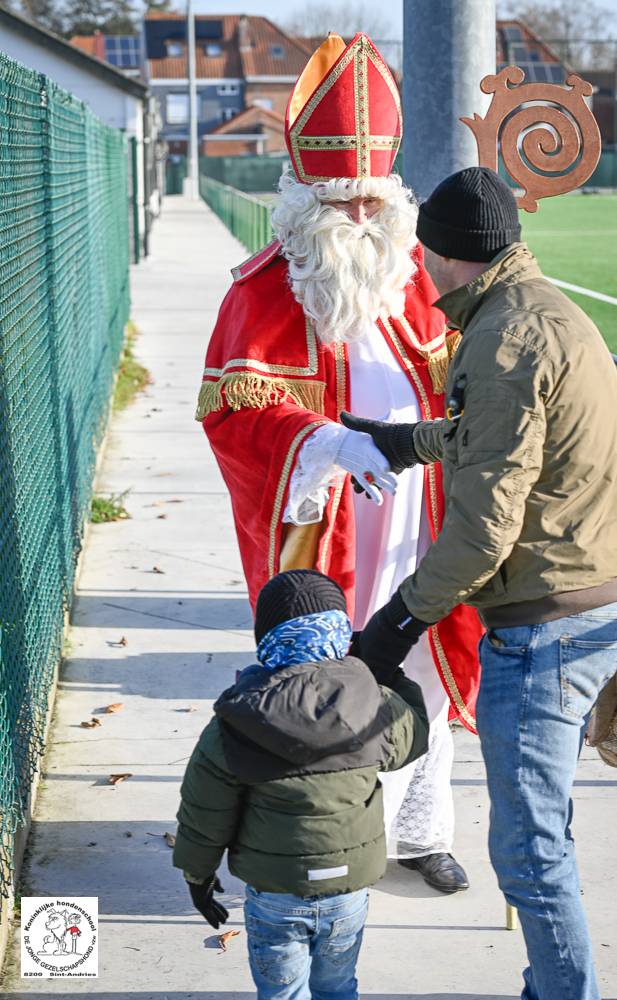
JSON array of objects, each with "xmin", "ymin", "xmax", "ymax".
[{"xmin": 334, "ymin": 428, "xmax": 397, "ymax": 505}]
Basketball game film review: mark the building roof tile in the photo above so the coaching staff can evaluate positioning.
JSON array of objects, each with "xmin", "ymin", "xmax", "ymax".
[{"xmin": 145, "ymin": 14, "xmax": 309, "ymax": 80}]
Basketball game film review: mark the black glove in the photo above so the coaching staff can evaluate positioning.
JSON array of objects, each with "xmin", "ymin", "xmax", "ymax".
[
  {"xmin": 188, "ymin": 875, "xmax": 229, "ymax": 929},
  {"xmin": 340, "ymin": 412, "xmax": 421, "ymax": 474},
  {"xmin": 356, "ymin": 591, "xmax": 431, "ymax": 687}
]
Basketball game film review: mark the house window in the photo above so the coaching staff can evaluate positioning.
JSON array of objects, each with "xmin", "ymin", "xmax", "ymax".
[
  {"xmin": 166, "ymin": 93, "xmax": 189, "ymax": 124},
  {"xmin": 252, "ymin": 98, "xmax": 273, "ymax": 111},
  {"xmin": 217, "ymin": 83, "xmax": 240, "ymax": 96},
  {"xmin": 166, "ymin": 41, "xmax": 183, "ymax": 57},
  {"xmin": 220, "ymin": 108, "xmax": 239, "ymax": 122},
  {"xmin": 206, "ymin": 43, "xmax": 222, "ymax": 57},
  {"xmin": 270, "ymin": 44, "xmax": 285, "ymax": 59}
]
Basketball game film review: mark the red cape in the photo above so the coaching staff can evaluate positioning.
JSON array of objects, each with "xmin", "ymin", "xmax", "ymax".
[{"xmin": 199, "ymin": 241, "xmax": 482, "ymax": 732}]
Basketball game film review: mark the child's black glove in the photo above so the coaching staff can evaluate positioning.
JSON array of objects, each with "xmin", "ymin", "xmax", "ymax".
[
  {"xmin": 187, "ymin": 874, "xmax": 229, "ymax": 929},
  {"xmin": 355, "ymin": 591, "xmax": 431, "ymax": 687}
]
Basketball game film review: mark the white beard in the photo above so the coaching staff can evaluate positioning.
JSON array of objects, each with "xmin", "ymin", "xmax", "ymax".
[{"xmin": 271, "ymin": 174, "xmax": 419, "ymax": 344}]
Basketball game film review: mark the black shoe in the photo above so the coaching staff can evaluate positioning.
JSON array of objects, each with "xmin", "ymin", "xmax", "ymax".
[{"xmin": 399, "ymin": 852, "xmax": 469, "ymax": 893}]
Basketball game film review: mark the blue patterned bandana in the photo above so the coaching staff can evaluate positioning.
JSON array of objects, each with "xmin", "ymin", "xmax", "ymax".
[{"xmin": 256, "ymin": 610, "xmax": 352, "ymax": 671}]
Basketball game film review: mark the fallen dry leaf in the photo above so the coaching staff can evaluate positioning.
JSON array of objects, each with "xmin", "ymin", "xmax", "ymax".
[
  {"xmin": 108, "ymin": 773, "xmax": 133, "ymax": 786},
  {"xmin": 163, "ymin": 832, "xmax": 176, "ymax": 848},
  {"xmin": 218, "ymin": 930, "xmax": 240, "ymax": 952},
  {"xmin": 104, "ymin": 703, "xmax": 124, "ymax": 713},
  {"xmin": 80, "ymin": 718, "xmax": 102, "ymax": 729},
  {"xmin": 152, "ymin": 566, "xmax": 165, "ymax": 574}
]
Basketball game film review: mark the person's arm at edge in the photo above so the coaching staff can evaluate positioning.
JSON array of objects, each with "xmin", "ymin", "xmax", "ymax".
[
  {"xmin": 400, "ymin": 339, "xmax": 550, "ymax": 623},
  {"xmin": 412, "ymin": 419, "xmax": 446, "ymax": 464}
]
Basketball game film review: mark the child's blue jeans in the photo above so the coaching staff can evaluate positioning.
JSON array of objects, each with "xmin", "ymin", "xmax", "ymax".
[{"xmin": 244, "ymin": 885, "xmax": 369, "ymax": 1000}]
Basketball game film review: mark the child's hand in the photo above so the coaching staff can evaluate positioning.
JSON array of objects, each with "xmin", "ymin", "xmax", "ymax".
[{"xmin": 188, "ymin": 875, "xmax": 229, "ymax": 929}]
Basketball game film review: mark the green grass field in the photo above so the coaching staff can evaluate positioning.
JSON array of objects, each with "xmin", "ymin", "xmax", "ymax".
[{"xmin": 521, "ymin": 194, "xmax": 617, "ymax": 351}]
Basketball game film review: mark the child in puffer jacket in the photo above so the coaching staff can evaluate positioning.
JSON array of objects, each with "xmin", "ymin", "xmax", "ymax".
[{"xmin": 173, "ymin": 569, "xmax": 429, "ymax": 1000}]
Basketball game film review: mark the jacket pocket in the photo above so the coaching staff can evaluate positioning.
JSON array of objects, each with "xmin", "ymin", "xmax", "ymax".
[
  {"xmin": 457, "ymin": 394, "xmax": 516, "ymax": 467},
  {"xmin": 559, "ymin": 636, "xmax": 617, "ymax": 721}
]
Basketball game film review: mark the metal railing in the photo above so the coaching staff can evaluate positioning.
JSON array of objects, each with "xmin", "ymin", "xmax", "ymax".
[
  {"xmin": 200, "ymin": 175, "xmax": 273, "ymax": 253},
  {"xmin": 0, "ymin": 52, "xmax": 129, "ymax": 905}
]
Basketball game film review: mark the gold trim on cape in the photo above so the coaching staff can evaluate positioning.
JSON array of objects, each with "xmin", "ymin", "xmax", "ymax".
[
  {"xmin": 430, "ymin": 628, "xmax": 477, "ymax": 731},
  {"xmin": 317, "ymin": 343, "xmax": 347, "ymax": 575},
  {"xmin": 268, "ymin": 421, "xmax": 328, "ymax": 577},
  {"xmin": 203, "ymin": 318, "xmax": 319, "ymax": 381},
  {"xmin": 231, "ymin": 240, "xmax": 281, "ymax": 283},
  {"xmin": 382, "ymin": 317, "xmax": 473, "ymax": 729},
  {"xmin": 195, "ymin": 374, "xmax": 326, "ymax": 420}
]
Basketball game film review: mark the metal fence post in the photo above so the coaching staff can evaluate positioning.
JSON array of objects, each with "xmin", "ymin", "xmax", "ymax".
[{"xmin": 130, "ymin": 136, "xmax": 140, "ymax": 264}]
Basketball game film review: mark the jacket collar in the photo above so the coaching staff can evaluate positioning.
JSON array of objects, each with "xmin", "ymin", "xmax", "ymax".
[{"xmin": 434, "ymin": 243, "xmax": 543, "ymax": 331}]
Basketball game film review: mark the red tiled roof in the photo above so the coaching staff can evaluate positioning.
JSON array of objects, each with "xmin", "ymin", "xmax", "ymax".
[
  {"xmin": 70, "ymin": 33, "xmax": 105, "ymax": 60},
  {"xmin": 238, "ymin": 17, "xmax": 310, "ymax": 77},
  {"xmin": 209, "ymin": 104, "xmax": 285, "ymax": 135},
  {"xmin": 146, "ymin": 14, "xmax": 309, "ymax": 80}
]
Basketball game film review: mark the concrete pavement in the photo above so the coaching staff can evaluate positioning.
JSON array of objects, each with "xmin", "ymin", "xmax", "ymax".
[{"xmin": 1, "ymin": 196, "xmax": 616, "ymax": 999}]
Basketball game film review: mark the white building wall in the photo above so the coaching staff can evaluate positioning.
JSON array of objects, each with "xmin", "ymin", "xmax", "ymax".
[{"xmin": 0, "ymin": 24, "xmax": 142, "ymax": 133}]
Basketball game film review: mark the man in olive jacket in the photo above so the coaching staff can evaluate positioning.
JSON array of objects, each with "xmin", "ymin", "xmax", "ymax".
[
  {"xmin": 173, "ymin": 570, "xmax": 428, "ymax": 999},
  {"xmin": 343, "ymin": 167, "xmax": 617, "ymax": 1000}
]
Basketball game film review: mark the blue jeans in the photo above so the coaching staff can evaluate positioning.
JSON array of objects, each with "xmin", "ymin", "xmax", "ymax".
[
  {"xmin": 244, "ymin": 885, "xmax": 368, "ymax": 1000},
  {"xmin": 476, "ymin": 602, "xmax": 617, "ymax": 1000}
]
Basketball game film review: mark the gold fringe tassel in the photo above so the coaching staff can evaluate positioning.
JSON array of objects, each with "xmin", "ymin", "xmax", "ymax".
[
  {"xmin": 446, "ymin": 330, "xmax": 462, "ymax": 359},
  {"xmin": 195, "ymin": 373, "xmax": 326, "ymax": 421},
  {"xmin": 427, "ymin": 346, "xmax": 450, "ymax": 395}
]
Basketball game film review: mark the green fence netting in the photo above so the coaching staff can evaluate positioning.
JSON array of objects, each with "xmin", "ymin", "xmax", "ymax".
[
  {"xmin": 200, "ymin": 175, "xmax": 272, "ymax": 253},
  {"xmin": 0, "ymin": 52, "xmax": 129, "ymax": 902}
]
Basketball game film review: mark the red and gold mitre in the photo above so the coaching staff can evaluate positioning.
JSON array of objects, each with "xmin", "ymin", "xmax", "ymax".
[{"xmin": 285, "ymin": 33, "xmax": 402, "ymax": 184}]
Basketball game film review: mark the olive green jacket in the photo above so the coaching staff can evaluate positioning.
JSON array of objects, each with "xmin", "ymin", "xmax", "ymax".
[
  {"xmin": 402, "ymin": 243, "xmax": 617, "ymax": 623},
  {"xmin": 173, "ymin": 656, "xmax": 428, "ymax": 897}
]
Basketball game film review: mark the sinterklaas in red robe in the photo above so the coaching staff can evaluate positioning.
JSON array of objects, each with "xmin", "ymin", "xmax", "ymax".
[{"xmin": 197, "ymin": 240, "xmax": 482, "ymax": 732}]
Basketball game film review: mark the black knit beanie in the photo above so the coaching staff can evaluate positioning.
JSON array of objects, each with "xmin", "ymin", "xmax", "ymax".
[
  {"xmin": 417, "ymin": 166, "xmax": 521, "ymax": 262},
  {"xmin": 254, "ymin": 570, "xmax": 347, "ymax": 643}
]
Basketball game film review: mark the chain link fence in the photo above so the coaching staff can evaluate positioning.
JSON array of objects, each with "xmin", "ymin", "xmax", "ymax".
[{"xmin": 0, "ymin": 52, "xmax": 129, "ymax": 903}]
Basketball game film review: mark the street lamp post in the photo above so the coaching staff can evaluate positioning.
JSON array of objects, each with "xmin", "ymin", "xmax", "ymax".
[
  {"xmin": 187, "ymin": 0, "xmax": 198, "ymax": 199},
  {"xmin": 402, "ymin": 0, "xmax": 496, "ymax": 200}
]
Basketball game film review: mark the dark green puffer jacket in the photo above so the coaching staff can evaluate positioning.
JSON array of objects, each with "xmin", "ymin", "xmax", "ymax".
[{"xmin": 172, "ymin": 656, "xmax": 428, "ymax": 897}]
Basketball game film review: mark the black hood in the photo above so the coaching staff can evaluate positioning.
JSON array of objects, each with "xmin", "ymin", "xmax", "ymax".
[{"xmin": 214, "ymin": 656, "xmax": 389, "ymax": 780}]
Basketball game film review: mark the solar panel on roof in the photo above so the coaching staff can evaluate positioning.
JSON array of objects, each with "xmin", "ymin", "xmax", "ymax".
[
  {"xmin": 104, "ymin": 36, "xmax": 141, "ymax": 68},
  {"xmin": 196, "ymin": 20, "xmax": 223, "ymax": 40}
]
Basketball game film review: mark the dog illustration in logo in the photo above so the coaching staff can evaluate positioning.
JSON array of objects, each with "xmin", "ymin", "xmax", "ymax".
[{"xmin": 37, "ymin": 908, "xmax": 71, "ymax": 956}]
